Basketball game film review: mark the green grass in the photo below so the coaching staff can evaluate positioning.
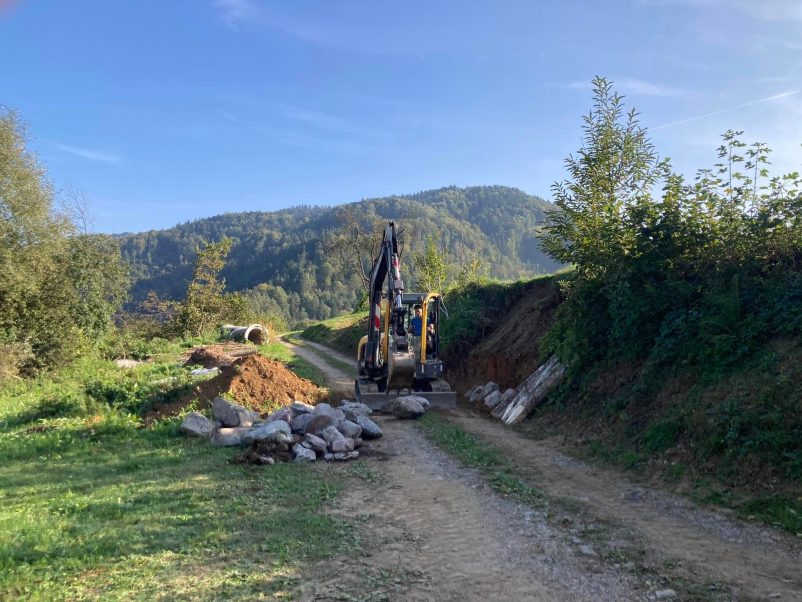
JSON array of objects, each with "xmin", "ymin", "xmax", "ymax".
[
  {"xmin": 258, "ymin": 341, "xmax": 330, "ymax": 387},
  {"xmin": 417, "ymin": 413, "xmax": 544, "ymax": 506},
  {"xmin": 289, "ymin": 335, "xmax": 358, "ymax": 378},
  {"xmin": 301, "ymin": 313, "xmax": 367, "ymax": 358},
  {"xmin": 0, "ymin": 344, "xmax": 361, "ymax": 600}
]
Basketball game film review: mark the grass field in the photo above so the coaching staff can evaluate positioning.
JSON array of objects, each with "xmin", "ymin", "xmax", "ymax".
[
  {"xmin": 301, "ymin": 313, "xmax": 367, "ymax": 358},
  {"xmin": 0, "ymin": 342, "xmax": 358, "ymax": 600}
]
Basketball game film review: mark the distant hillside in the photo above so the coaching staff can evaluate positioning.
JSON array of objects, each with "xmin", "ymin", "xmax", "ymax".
[{"xmin": 118, "ymin": 185, "xmax": 560, "ymax": 325}]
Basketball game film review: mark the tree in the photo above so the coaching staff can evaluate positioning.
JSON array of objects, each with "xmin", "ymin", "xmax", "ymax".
[
  {"xmin": 539, "ymin": 77, "xmax": 669, "ymax": 279},
  {"xmin": 412, "ymin": 232, "xmax": 451, "ymax": 297},
  {"xmin": 0, "ymin": 108, "xmax": 130, "ymax": 374},
  {"xmin": 327, "ymin": 206, "xmax": 387, "ymax": 292},
  {"xmin": 172, "ymin": 237, "xmax": 247, "ymax": 337}
]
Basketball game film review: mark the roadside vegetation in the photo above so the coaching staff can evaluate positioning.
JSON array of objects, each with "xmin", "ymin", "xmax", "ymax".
[{"xmin": 0, "ymin": 107, "xmax": 358, "ymax": 599}]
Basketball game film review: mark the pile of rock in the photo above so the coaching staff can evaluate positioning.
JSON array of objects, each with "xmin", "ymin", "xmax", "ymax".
[
  {"xmin": 179, "ymin": 397, "xmax": 383, "ymax": 463},
  {"xmin": 465, "ymin": 356, "xmax": 566, "ymax": 425},
  {"xmin": 465, "ymin": 381, "xmax": 515, "ymax": 410}
]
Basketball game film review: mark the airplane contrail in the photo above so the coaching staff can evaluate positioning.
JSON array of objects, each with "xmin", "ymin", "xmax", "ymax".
[{"xmin": 652, "ymin": 90, "xmax": 799, "ymax": 131}]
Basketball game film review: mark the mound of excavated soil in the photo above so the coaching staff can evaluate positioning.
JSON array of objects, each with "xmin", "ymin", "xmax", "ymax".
[
  {"xmin": 184, "ymin": 346, "xmax": 233, "ymax": 369},
  {"xmin": 145, "ymin": 354, "xmax": 325, "ymax": 422}
]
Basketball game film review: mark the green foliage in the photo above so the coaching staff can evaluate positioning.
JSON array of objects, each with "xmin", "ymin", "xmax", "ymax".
[
  {"xmin": 418, "ymin": 414, "xmax": 544, "ymax": 506},
  {"xmin": 119, "ymin": 186, "xmax": 562, "ymax": 328},
  {"xmin": 302, "ymin": 312, "xmax": 368, "ymax": 358},
  {"xmin": 643, "ymin": 418, "xmax": 683, "ymax": 453},
  {"xmin": 411, "ymin": 231, "xmax": 450, "ymax": 295},
  {"xmin": 0, "ymin": 108, "xmax": 130, "ymax": 376},
  {"xmin": 171, "ymin": 237, "xmax": 249, "ymax": 337},
  {"xmin": 540, "ymin": 78, "xmax": 802, "ymax": 378}
]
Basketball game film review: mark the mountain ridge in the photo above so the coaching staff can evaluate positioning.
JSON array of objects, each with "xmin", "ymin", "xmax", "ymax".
[{"xmin": 118, "ymin": 185, "xmax": 560, "ymax": 325}]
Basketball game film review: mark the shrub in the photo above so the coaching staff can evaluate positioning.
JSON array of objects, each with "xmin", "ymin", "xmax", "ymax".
[{"xmin": 539, "ymin": 78, "xmax": 802, "ymax": 378}]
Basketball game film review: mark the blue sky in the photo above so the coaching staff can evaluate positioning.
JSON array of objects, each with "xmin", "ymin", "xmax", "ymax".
[{"xmin": 1, "ymin": 0, "xmax": 800, "ymax": 233}]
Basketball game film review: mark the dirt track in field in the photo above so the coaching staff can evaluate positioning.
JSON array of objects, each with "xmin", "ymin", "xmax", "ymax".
[{"xmin": 291, "ymin": 337, "xmax": 802, "ymax": 601}]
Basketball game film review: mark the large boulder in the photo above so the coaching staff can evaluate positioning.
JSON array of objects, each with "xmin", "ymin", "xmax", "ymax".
[
  {"xmin": 337, "ymin": 420, "xmax": 362, "ymax": 439},
  {"xmin": 293, "ymin": 444, "xmax": 316, "ymax": 462},
  {"xmin": 331, "ymin": 438, "xmax": 354, "ymax": 453},
  {"xmin": 305, "ymin": 414, "xmax": 338, "ymax": 438},
  {"xmin": 490, "ymin": 388, "xmax": 515, "ymax": 410},
  {"xmin": 180, "ymin": 412, "xmax": 215, "ymax": 437},
  {"xmin": 401, "ymin": 395, "xmax": 430, "ymax": 411},
  {"xmin": 245, "ymin": 420, "xmax": 292, "ymax": 444},
  {"xmin": 341, "ymin": 408, "xmax": 362, "ymax": 423},
  {"xmin": 355, "ymin": 415, "xmax": 383, "ymax": 439},
  {"xmin": 265, "ymin": 407, "xmax": 293, "ymax": 423},
  {"xmin": 469, "ymin": 388, "xmax": 486, "ymax": 403},
  {"xmin": 290, "ymin": 413, "xmax": 315, "ymax": 434},
  {"xmin": 464, "ymin": 385, "xmax": 483, "ymax": 399},
  {"xmin": 334, "ymin": 451, "xmax": 359, "ymax": 461},
  {"xmin": 304, "ymin": 433, "xmax": 329, "ymax": 454},
  {"xmin": 211, "ymin": 427, "xmax": 254, "ymax": 447},
  {"xmin": 340, "ymin": 400, "xmax": 373, "ymax": 415},
  {"xmin": 483, "ymin": 390, "xmax": 501, "ymax": 409},
  {"xmin": 289, "ymin": 401, "xmax": 315, "ymax": 417},
  {"xmin": 313, "ymin": 403, "xmax": 346, "ymax": 421},
  {"xmin": 321, "ymin": 425, "xmax": 346, "ymax": 445},
  {"xmin": 213, "ymin": 397, "xmax": 259, "ymax": 427},
  {"xmin": 383, "ymin": 396, "xmax": 426, "ymax": 419},
  {"xmin": 483, "ymin": 381, "xmax": 500, "ymax": 396}
]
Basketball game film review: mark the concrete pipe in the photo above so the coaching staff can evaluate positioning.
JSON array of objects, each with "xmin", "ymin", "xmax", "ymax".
[{"xmin": 227, "ymin": 324, "xmax": 268, "ymax": 345}]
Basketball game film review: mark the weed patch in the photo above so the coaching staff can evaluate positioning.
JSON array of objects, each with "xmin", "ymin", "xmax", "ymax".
[{"xmin": 417, "ymin": 413, "xmax": 544, "ymax": 507}]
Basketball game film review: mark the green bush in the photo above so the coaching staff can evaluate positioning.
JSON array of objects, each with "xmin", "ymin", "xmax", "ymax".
[
  {"xmin": 539, "ymin": 78, "xmax": 802, "ymax": 379},
  {"xmin": 643, "ymin": 418, "xmax": 683, "ymax": 453}
]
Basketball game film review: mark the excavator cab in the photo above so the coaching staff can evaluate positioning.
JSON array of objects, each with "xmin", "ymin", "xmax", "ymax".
[{"xmin": 355, "ymin": 222, "xmax": 456, "ymax": 409}]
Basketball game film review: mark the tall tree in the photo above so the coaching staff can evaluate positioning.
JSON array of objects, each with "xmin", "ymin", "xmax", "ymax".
[
  {"xmin": 0, "ymin": 108, "xmax": 130, "ymax": 374},
  {"xmin": 173, "ymin": 237, "xmax": 246, "ymax": 336}
]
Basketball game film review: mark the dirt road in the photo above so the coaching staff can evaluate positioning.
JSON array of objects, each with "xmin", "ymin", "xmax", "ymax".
[
  {"xmin": 278, "ymin": 335, "xmax": 354, "ymax": 395},
  {"xmin": 288, "ymin": 336, "xmax": 802, "ymax": 601}
]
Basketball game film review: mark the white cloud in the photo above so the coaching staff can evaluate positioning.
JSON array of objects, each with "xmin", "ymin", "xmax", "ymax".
[
  {"xmin": 551, "ymin": 78, "xmax": 689, "ymax": 96},
  {"xmin": 216, "ymin": 109, "xmax": 239, "ymax": 123},
  {"xmin": 278, "ymin": 104, "xmax": 391, "ymax": 138},
  {"xmin": 640, "ymin": 0, "xmax": 802, "ymax": 21},
  {"xmin": 652, "ymin": 90, "xmax": 799, "ymax": 130},
  {"xmin": 274, "ymin": 131, "xmax": 368, "ymax": 156},
  {"xmin": 214, "ymin": 0, "xmax": 256, "ymax": 30},
  {"xmin": 616, "ymin": 77, "xmax": 689, "ymax": 96},
  {"xmin": 50, "ymin": 142, "xmax": 121, "ymax": 164}
]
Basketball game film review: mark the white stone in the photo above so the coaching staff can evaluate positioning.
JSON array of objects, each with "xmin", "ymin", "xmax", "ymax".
[
  {"xmin": 211, "ymin": 427, "xmax": 254, "ymax": 447},
  {"xmin": 213, "ymin": 397, "xmax": 259, "ymax": 427},
  {"xmin": 179, "ymin": 412, "xmax": 215, "ymax": 437},
  {"xmin": 292, "ymin": 444, "xmax": 316, "ymax": 462}
]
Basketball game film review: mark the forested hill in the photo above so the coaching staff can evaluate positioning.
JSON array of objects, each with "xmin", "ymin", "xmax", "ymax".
[{"xmin": 118, "ymin": 185, "xmax": 560, "ymax": 325}]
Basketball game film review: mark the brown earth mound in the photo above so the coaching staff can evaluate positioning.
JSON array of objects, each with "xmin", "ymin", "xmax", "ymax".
[
  {"xmin": 447, "ymin": 278, "xmax": 562, "ymax": 396},
  {"xmin": 184, "ymin": 346, "xmax": 232, "ymax": 368},
  {"xmin": 145, "ymin": 354, "xmax": 325, "ymax": 422}
]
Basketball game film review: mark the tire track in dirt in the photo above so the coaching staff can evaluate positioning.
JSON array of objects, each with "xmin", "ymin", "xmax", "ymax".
[
  {"xmin": 285, "ymin": 338, "xmax": 641, "ymax": 600},
  {"xmin": 448, "ymin": 411, "xmax": 802, "ymax": 600},
  {"xmin": 277, "ymin": 335, "xmax": 353, "ymax": 395},
  {"xmin": 303, "ymin": 417, "xmax": 640, "ymax": 601}
]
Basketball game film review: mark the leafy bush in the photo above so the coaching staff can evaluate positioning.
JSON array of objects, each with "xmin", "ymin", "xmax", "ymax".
[{"xmin": 540, "ymin": 78, "xmax": 802, "ymax": 380}]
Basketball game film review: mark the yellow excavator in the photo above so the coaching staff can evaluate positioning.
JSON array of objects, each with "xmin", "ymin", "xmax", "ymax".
[{"xmin": 355, "ymin": 221, "xmax": 457, "ymax": 409}]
